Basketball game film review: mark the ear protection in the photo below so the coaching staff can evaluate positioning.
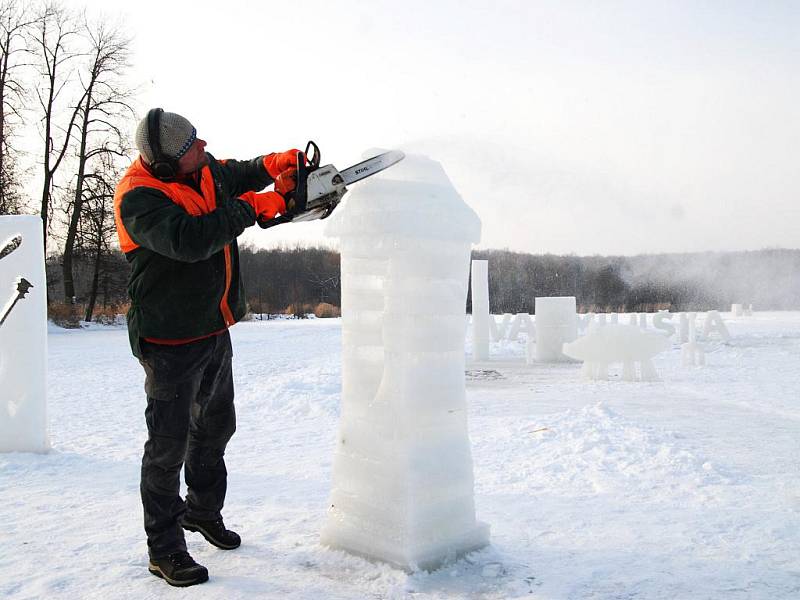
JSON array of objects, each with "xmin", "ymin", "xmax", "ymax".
[{"xmin": 146, "ymin": 108, "xmax": 179, "ymax": 181}]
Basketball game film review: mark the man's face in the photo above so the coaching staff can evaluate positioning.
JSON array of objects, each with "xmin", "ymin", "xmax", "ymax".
[{"xmin": 177, "ymin": 137, "xmax": 209, "ymax": 175}]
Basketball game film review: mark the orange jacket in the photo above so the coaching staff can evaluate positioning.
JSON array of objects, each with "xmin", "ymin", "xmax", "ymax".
[{"xmin": 114, "ymin": 153, "xmax": 272, "ymax": 357}]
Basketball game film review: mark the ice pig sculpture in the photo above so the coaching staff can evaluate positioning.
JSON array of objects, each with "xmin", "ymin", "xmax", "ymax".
[
  {"xmin": 563, "ymin": 324, "xmax": 669, "ymax": 382},
  {"xmin": 0, "ymin": 216, "xmax": 48, "ymax": 452},
  {"xmin": 322, "ymin": 152, "xmax": 490, "ymax": 571}
]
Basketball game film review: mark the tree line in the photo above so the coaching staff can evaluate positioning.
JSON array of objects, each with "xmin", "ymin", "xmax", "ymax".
[
  {"xmin": 45, "ymin": 245, "xmax": 800, "ymax": 322},
  {"xmin": 1, "ymin": 0, "xmax": 132, "ymax": 319},
  {"xmin": 469, "ymin": 247, "xmax": 800, "ymax": 313}
]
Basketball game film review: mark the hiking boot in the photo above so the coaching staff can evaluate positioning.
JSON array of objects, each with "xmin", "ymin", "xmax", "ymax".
[
  {"xmin": 182, "ymin": 516, "xmax": 241, "ymax": 550},
  {"xmin": 148, "ymin": 551, "xmax": 208, "ymax": 587}
]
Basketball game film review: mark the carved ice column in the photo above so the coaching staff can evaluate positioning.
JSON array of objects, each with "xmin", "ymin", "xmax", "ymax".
[
  {"xmin": 470, "ymin": 260, "xmax": 490, "ymax": 361},
  {"xmin": 321, "ymin": 153, "xmax": 489, "ymax": 571},
  {"xmin": 0, "ymin": 216, "xmax": 48, "ymax": 452}
]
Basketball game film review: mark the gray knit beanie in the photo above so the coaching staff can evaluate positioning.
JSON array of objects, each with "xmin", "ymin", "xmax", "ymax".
[{"xmin": 135, "ymin": 110, "xmax": 197, "ymax": 164}]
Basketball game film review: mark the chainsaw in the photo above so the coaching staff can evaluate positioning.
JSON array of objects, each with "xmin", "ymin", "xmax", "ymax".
[{"xmin": 257, "ymin": 141, "xmax": 405, "ymax": 229}]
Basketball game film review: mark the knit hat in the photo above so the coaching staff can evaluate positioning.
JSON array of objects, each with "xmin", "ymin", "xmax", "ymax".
[{"xmin": 135, "ymin": 109, "xmax": 197, "ymax": 165}]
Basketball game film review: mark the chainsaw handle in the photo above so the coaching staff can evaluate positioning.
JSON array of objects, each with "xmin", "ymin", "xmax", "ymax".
[
  {"xmin": 305, "ymin": 140, "xmax": 320, "ymax": 169},
  {"xmin": 257, "ymin": 214, "xmax": 293, "ymax": 229}
]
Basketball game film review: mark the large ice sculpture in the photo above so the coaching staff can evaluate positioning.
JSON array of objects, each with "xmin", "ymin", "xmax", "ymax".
[
  {"xmin": 322, "ymin": 152, "xmax": 490, "ymax": 571},
  {"xmin": 535, "ymin": 296, "xmax": 578, "ymax": 361},
  {"xmin": 0, "ymin": 216, "xmax": 48, "ymax": 452}
]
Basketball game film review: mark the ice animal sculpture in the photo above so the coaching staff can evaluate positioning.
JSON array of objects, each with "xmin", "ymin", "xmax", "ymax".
[
  {"xmin": 535, "ymin": 296, "xmax": 578, "ymax": 361},
  {"xmin": 0, "ymin": 216, "xmax": 48, "ymax": 452},
  {"xmin": 322, "ymin": 153, "xmax": 489, "ymax": 571},
  {"xmin": 562, "ymin": 323, "xmax": 670, "ymax": 381}
]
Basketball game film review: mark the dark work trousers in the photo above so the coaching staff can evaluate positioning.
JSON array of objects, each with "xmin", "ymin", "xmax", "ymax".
[{"xmin": 138, "ymin": 331, "xmax": 236, "ymax": 559}]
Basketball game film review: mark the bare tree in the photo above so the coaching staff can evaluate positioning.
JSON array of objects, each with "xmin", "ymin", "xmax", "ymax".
[
  {"xmin": 61, "ymin": 17, "xmax": 132, "ymax": 301},
  {"xmin": 30, "ymin": 1, "xmax": 86, "ymax": 251},
  {"xmin": 78, "ymin": 152, "xmax": 122, "ymax": 321},
  {"xmin": 0, "ymin": 0, "xmax": 34, "ymax": 214}
]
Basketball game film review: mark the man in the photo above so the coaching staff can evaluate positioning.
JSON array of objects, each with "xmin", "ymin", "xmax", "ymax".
[{"xmin": 114, "ymin": 108, "xmax": 299, "ymax": 587}]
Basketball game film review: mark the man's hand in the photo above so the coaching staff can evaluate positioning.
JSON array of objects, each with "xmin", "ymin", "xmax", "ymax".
[
  {"xmin": 274, "ymin": 168, "xmax": 296, "ymax": 197},
  {"xmin": 239, "ymin": 191, "xmax": 287, "ymax": 220},
  {"xmin": 263, "ymin": 149, "xmax": 301, "ymax": 179}
]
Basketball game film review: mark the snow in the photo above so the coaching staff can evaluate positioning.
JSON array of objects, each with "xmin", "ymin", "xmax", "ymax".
[
  {"xmin": 1, "ymin": 312, "xmax": 799, "ymax": 598},
  {"xmin": 322, "ymin": 153, "xmax": 489, "ymax": 570},
  {"xmin": 0, "ymin": 216, "xmax": 48, "ymax": 453}
]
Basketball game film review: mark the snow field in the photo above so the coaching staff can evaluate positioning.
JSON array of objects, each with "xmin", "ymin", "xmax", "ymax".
[{"xmin": 0, "ymin": 312, "xmax": 798, "ymax": 598}]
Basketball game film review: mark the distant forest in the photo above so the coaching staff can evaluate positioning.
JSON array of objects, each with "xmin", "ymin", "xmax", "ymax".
[{"xmin": 45, "ymin": 246, "xmax": 800, "ymax": 320}]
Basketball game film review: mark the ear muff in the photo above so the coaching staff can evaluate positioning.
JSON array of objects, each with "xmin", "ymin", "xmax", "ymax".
[{"xmin": 147, "ymin": 108, "xmax": 179, "ymax": 181}]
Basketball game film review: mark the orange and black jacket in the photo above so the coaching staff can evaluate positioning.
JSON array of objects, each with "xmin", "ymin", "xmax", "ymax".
[{"xmin": 114, "ymin": 153, "xmax": 271, "ymax": 357}]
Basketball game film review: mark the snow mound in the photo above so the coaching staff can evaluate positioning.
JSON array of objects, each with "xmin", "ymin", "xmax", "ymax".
[{"xmin": 477, "ymin": 403, "xmax": 732, "ymax": 499}]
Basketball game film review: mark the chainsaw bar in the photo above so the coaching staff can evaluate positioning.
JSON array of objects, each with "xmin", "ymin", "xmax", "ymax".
[
  {"xmin": 339, "ymin": 150, "xmax": 405, "ymax": 186},
  {"xmin": 257, "ymin": 144, "xmax": 404, "ymax": 229}
]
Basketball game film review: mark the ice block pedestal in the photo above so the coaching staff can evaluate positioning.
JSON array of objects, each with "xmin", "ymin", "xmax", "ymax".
[
  {"xmin": 322, "ymin": 153, "xmax": 489, "ymax": 571},
  {"xmin": 535, "ymin": 296, "xmax": 578, "ymax": 362},
  {"xmin": 0, "ymin": 216, "xmax": 48, "ymax": 453}
]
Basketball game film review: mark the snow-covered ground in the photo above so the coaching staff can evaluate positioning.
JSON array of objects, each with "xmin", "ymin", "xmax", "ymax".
[{"xmin": 2, "ymin": 312, "xmax": 799, "ymax": 599}]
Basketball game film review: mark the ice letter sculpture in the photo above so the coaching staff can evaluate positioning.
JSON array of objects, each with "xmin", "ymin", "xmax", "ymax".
[
  {"xmin": 535, "ymin": 296, "xmax": 578, "ymax": 361},
  {"xmin": 563, "ymin": 324, "xmax": 669, "ymax": 381},
  {"xmin": 0, "ymin": 216, "xmax": 48, "ymax": 452},
  {"xmin": 322, "ymin": 152, "xmax": 490, "ymax": 571}
]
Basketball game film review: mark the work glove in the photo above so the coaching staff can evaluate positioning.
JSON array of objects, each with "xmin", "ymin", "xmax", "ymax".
[
  {"xmin": 240, "ymin": 191, "xmax": 287, "ymax": 221},
  {"xmin": 263, "ymin": 149, "xmax": 301, "ymax": 179},
  {"xmin": 274, "ymin": 168, "xmax": 297, "ymax": 197}
]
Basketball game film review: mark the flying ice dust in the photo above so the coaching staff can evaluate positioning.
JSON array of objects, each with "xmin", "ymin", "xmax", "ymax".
[
  {"xmin": 321, "ymin": 152, "xmax": 490, "ymax": 571},
  {"xmin": 0, "ymin": 216, "xmax": 48, "ymax": 453}
]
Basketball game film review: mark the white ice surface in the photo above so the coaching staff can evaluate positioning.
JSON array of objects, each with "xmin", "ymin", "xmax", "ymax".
[
  {"xmin": 323, "ymin": 152, "xmax": 488, "ymax": 570},
  {"xmin": 0, "ymin": 216, "xmax": 47, "ymax": 452},
  {"xmin": 1, "ymin": 312, "xmax": 799, "ymax": 598}
]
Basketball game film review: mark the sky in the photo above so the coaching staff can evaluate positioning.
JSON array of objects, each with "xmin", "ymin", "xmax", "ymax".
[{"xmin": 71, "ymin": 0, "xmax": 799, "ymax": 256}]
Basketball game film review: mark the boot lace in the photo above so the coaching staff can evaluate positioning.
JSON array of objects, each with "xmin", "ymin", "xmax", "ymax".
[{"xmin": 168, "ymin": 551, "xmax": 197, "ymax": 568}]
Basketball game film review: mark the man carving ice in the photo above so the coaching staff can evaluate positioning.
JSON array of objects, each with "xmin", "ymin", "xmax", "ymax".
[{"xmin": 114, "ymin": 108, "xmax": 299, "ymax": 587}]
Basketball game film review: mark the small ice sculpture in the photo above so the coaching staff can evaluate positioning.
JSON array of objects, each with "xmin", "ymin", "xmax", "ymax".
[
  {"xmin": 489, "ymin": 313, "xmax": 512, "ymax": 341},
  {"xmin": 508, "ymin": 313, "xmax": 534, "ymax": 341},
  {"xmin": 576, "ymin": 312, "xmax": 595, "ymax": 334},
  {"xmin": 535, "ymin": 296, "xmax": 577, "ymax": 361},
  {"xmin": 563, "ymin": 324, "xmax": 669, "ymax": 381},
  {"xmin": 0, "ymin": 216, "xmax": 48, "ymax": 452},
  {"xmin": 653, "ymin": 311, "xmax": 676, "ymax": 337},
  {"xmin": 470, "ymin": 260, "xmax": 490, "ymax": 361},
  {"xmin": 702, "ymin": 311, "xmax": 731, "ymax": 341},
  {"xmin": 322, "ymin": 152, "xmax": 489, "ymax": 571},
  {"xmin": 680, "ymin": 313, "xmax": 705, "ymax": 367}
]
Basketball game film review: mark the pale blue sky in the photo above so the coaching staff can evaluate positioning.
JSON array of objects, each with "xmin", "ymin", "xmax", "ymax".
[{"xmin": 71, "ymin": 0, "xmax": 799, "ymax": 255}]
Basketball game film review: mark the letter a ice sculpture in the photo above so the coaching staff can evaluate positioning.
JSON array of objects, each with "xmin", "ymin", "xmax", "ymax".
[{"xmin": 322, "ymin": 152, "xmax": 490, "ymax": 571}]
